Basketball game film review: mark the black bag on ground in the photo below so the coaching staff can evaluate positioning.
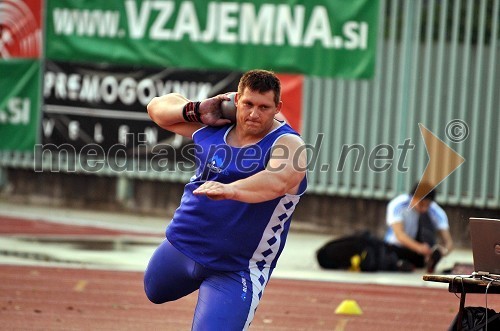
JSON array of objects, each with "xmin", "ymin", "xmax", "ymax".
[
  {"xmin": 448, "ymin": 306, "xmax": 500, "ymax": 331},
  {"xmin": 316, "ymin": 231, "xmax": 399, "ymax": 272}
]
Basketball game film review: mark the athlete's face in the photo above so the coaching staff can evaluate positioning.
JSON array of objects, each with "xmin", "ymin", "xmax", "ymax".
[{"xmin": 235, "ymin": 88, "xmax": 282, "ymax": 136}]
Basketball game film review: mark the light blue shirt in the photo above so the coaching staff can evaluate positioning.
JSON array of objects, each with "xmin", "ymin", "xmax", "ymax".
[{"xmin": 384, "ymin": 194, "xmax": 449, "ymax": 246}]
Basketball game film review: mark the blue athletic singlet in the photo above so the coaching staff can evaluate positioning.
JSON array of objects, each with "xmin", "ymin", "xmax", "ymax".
[{"xmin": 166, "ymin": 121, "xmax": 307, "ymax": 272}]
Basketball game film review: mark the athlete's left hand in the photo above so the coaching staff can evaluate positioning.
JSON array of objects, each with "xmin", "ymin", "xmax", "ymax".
[{"xmin": 193, "ymin": 181, "xmax": 235, "ymax": 200}]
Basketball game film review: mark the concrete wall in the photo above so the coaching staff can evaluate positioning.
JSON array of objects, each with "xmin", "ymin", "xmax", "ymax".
[{"xmin": 2, "ymin": 168, "xmax": 498, "ymax": 248}]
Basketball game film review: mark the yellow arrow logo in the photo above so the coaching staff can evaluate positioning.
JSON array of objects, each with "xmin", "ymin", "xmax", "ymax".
[{"xmin": 410, "ymin": 123, "xmax": 465, "ymax": 208}]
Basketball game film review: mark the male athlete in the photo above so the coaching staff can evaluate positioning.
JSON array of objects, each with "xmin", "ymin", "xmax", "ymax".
[{"xmin": 144, "ymin": 69, "xmax": 307, "ymax": 330}]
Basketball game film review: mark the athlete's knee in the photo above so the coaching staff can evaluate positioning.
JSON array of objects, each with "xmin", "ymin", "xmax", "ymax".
[
  {"xmin": 144, "ymin": 274, "xmax": 168, "ymax": 304},
  {"xmin": 144, "ymin": 275, "xmax": 183, "ymax": 304},
  {"xmin": 144, "ymin": 283, "xmax": 160, "ymax": 304},
  {"xmin": 144, "ymin": 283, "xmax": 175, "ymax": 304},
  {"xmin": 145, "ymin": 292, "xmax": 163, "ymax": 304},
  {"xmin": 145, "ymin": 291, "xmax": 166, "ymax": 304}
]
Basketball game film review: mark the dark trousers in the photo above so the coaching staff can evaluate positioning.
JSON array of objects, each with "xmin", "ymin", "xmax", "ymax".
[{"xmin": 386, "ymin": 244, "xmax": 426, "ymax": 268}]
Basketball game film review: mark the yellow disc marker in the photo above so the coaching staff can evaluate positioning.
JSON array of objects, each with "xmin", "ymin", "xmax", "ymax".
[{"xmin": 334, "ymin": 299, "xmax": 363, "ymax": 315}]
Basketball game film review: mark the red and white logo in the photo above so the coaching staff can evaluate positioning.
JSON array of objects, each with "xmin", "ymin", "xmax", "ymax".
[{"xmin": 0, "ymin": 0, "xmax": 42, "ymax": 59}]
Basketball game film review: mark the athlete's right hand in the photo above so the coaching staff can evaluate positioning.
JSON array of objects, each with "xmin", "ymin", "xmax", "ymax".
[{"xmin": 198, "ymin": 94, "xmax": 233, "ymax": 126}]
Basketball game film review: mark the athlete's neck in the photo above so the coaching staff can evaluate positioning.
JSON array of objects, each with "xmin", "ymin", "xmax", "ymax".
[{"xmin": 227, "ymin": 119, "xmax": 281, "ymax": 147}]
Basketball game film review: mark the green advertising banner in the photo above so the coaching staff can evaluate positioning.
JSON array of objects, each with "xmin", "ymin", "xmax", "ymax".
[
  {"xmin": 0, "ymin": 60, "xmax": 41, "ymax": 151},
  {"xmin": 45, "ymin": 0, "xmax": 379, "ymax": 78}
]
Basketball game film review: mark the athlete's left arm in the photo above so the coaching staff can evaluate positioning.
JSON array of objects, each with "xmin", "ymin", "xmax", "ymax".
[{"xmin": 193, "ymin": 135, "xmax": 307, "ymax": 203}]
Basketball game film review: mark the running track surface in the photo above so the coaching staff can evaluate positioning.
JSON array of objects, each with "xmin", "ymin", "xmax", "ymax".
[
  {"xmin": 1, "ymin": 215, "xmax": 499, "ymax": 330},
  {"xmin": 1, "ymin": 265, "xmax": 490, "ymax": 331}
]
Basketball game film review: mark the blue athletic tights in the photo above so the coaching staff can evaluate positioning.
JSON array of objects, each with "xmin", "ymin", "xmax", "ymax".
[{"xmin": 144, "ymin": 239, "xmax": 263, "ymax": 330}]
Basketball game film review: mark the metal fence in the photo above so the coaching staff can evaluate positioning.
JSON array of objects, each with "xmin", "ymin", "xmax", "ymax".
[{"xmin": 1, "ymin": 0, "xmax": 499, "ymax": 209}]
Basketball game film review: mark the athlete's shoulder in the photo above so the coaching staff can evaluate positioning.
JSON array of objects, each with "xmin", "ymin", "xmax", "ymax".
[
  {"xmin": 265, "ymin": 121, "xmax": 301, "ymax": 145},
  {"xmin": 277, "ymin": 121, "xmax": 300, "ymax": 136}
]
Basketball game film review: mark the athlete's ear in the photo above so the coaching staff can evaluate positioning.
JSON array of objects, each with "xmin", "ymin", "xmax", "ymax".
[{"xmin": 275, "ymin": 100, "xmax": 283, "ymax": 114}]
